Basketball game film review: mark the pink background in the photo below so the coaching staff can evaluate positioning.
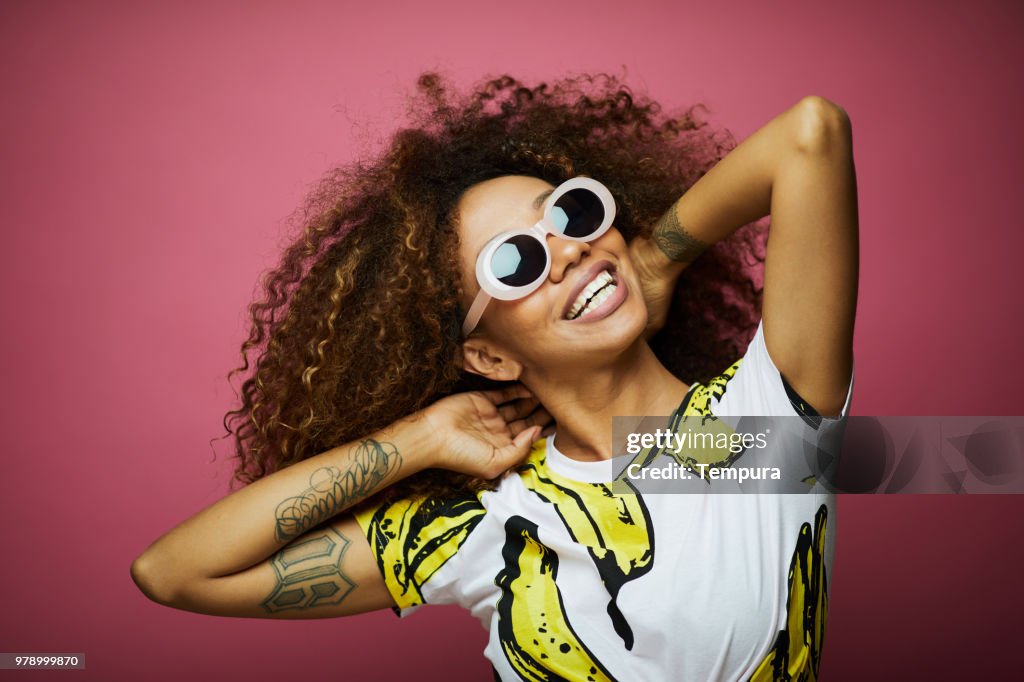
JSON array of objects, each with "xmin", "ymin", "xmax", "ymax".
[{"xmin": 2, "ymin": 0, "xmax": 1022, "ymax": 679}]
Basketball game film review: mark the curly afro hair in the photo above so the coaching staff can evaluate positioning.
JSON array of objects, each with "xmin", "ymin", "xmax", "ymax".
[{"xmin": 218, "ymin": 70, "xmax": 766, "ymax": 502}]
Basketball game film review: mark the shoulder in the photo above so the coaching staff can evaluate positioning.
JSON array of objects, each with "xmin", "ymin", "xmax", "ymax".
[
  {"xmin": 353, "ymin": 487, "xmax": 488, "ymax": 554},
  {"xmin": 685, "ymin": 318, "xmax": 854, "ymax": 426},
  {"xmin": 351, "ymin": 487, "xmax": 488, "ymax": 610}
]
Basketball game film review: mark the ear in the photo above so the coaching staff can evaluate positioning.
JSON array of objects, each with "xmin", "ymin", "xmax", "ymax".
[{"xmin": 462, "ymin": 339, "xmax": 523, "ymax": 382}]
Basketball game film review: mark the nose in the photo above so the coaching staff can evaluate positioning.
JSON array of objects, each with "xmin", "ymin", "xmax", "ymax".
[{"xmin": 546, "ymin": 233, "xmax": 590, "ymax": 284}]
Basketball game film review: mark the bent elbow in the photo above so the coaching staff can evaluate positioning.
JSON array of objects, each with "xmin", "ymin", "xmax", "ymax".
[
  {"xmin": 130, "ymin": 553, "xmax": 178, "ymax": 607},
  {"xmin": 793, "ymin": 95, "xmax": 852, "ymax": 155}
]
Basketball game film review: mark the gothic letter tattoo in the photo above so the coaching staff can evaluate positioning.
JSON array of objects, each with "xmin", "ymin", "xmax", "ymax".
[
  {"xmin": 273, "ymin": 439, "xmax": 400, "ymax": 542},
  {"xmin": 652, "ymin": 201, "xmax": 710, "ymax": 263},
  {"xmin": 262, "ymin": 526, "xmax": 356, "ymax": 613}
]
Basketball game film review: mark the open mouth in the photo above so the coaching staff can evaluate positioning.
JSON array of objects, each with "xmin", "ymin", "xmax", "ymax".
[{"xmin": 565, "ymin": 267, "xmax": 619, "ymax": 321}]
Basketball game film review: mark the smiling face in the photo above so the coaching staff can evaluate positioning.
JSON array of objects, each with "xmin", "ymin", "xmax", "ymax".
[{"xmin": 455, "ymin": 175, "xmax": 649, "ymax": 382}]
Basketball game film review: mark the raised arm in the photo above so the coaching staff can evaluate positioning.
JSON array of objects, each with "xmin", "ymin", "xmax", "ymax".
[
  {"xmin": 632, "ymin": 95, "xmax": 858, "ymax": 417},
  {"xmin": 130, "ymin": 384, "xmax": 547, "ymax": 618}
]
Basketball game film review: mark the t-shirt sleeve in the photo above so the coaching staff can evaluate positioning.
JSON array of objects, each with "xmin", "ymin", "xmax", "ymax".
[
  {"xmin": 351, "ymin": 490, "xmax": 486, "ymax": 617},
  {"xmin": 712, "ymin": 317, "xmax": 855, "ymax": 425}
]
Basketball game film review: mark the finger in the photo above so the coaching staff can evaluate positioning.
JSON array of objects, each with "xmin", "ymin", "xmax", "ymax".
[
  {"xmin": 497, "ymin": 396, "xmax": 540, "ymax": 423},
  {"xmin": 480, "ymin": 383, "xmax": 533, "ymax": 406},
  {"xmin": 505, "ymin": 409, "xmax": 552, "ymax": 436},
  {"xmin": 505, "ymin": 425, "xmax": 541, "ymax": 457},
  {"xmin": 488, "ymin": 425, "xmax": 541, "ymax": 480},
  {"xmin": 508, "ymin": 407, "xmax": 553, "ymax": 435},
  {"xmin": 540, "ymin": 423, "xmax": 556, "ymax": 438}
]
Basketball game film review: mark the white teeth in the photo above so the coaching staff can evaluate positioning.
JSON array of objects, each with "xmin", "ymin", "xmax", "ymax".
[
  {"xmin": 576, "ymin": 283, "xmax": 616, "ymax": 319},
  {"xmin": 566, "ymin": 270, "xmax": 613, "ymax": 319},
  {"xmin": 566, "ymin": 270, "xmax": 616, "ymax": 320}
]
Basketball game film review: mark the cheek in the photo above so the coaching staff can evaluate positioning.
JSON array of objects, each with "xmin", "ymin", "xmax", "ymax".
[
  {"xmin": 491, "ymin": 291, "xmax": 556, "ymax": 331},
  {"xmin": 599, "ymin": 226, "xmax": 627, "ymax": 249}
]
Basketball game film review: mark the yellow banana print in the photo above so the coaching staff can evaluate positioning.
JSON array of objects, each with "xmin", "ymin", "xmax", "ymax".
[
  {"xmin": 749, "ymin": 504, "xmax": 830, "ymax": 681},
  {"xmin": 355, "ymin": 492, "xmax": 486, "ymax": 609},
  {"xmin": 518, "ymin": 442, "xmax": 653, "ymax": 650},
  {"xmin": 496, "ymin": 515, "xmax": 618, "ymax": 682}
]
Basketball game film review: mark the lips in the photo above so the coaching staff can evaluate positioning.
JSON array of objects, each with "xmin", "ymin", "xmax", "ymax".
[{"xmin": 561, "ymin": 259, "xmax": 616, "ymax": 320}]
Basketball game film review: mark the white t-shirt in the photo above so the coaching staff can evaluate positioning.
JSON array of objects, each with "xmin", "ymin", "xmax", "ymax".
[{"xmin": 354, "ymin": 318, "xmax": 855, "ymax": 681}]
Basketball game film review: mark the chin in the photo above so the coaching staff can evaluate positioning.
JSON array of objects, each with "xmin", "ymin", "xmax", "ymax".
[{"xmin": 589, "ymin": 309, "xmax": 648, "ymax": 352}]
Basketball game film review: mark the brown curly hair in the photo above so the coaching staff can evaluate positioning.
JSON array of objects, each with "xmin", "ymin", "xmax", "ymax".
[{"xmin": 217, "ymin": 70, "xmax": 766, "ymax": 501}]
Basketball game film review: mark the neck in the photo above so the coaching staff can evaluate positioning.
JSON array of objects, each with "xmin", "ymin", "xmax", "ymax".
[{"xmin": 524, "ymin": 341, "xmax": 690, "ymax": 462}]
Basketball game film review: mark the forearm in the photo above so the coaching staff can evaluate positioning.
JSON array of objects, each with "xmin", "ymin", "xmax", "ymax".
[
  {"xmin": 132, "ymin": 410, "xmax": 436, "ymax": 600},
  {"xmin": 647, "ymin": 96, "xmax": 841, "ymax": 275}
]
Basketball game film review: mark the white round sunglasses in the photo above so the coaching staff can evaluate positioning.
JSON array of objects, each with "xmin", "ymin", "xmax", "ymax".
[{"xmin": 462, "ymin": 176, "xmax": 617, "ymax": 337}]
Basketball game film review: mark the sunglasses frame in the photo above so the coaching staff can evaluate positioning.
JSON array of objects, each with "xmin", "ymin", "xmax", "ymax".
[{"xmin": 462, "ymin": 176, "xmax": 616, "ymax": 337}]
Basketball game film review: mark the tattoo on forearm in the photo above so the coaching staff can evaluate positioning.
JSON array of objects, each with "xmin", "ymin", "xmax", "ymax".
[
  {"xmin": 262, "ymin": 526, "xmax": 356, "ymax": 613},
  {"xmin": 652, "ymin": 201, "xmax": 710, "ymax": 263},
  {"xmin": 273, "ymin": 439, "xmax": 400, "ymax": 542}
]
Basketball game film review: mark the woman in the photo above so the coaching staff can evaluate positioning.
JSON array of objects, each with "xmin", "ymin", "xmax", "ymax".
[{"xmin": 131, "ymin": 72, "xmax": 858, "ymax": 681}]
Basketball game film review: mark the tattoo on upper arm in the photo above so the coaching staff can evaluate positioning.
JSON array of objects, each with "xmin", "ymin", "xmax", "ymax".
[
  {"xmin": 273, "ymin": 439, "xmax": 400, "ymax": 542},
  {"xmin": 652, "ymin": 201, "xmax": 710, "ymax": 263},
  {"xmin": 263, "ymin": 526, "xmax": 356, "ymax": 613}
]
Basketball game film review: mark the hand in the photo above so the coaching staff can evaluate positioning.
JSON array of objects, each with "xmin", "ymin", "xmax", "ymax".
[
  {"xmin": 422, "ymin": 384, "xmax": 555, "ymax": 480},
  {"xmin": 628, "ymin": 235, "xmax": 686, "ymax": 340}
]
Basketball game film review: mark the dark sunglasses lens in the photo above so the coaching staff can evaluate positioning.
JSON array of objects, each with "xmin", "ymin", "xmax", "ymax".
[
  {"xmin": 491, "ymin": 234, "xmax": 547, "ymax": 287},
  {"xmin": 553, "ymin": 188, "xmax": 605, "ymax": 238}
]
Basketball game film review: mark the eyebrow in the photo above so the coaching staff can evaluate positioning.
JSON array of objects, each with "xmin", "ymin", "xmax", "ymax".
[{"xmin": 533, "ymin": 189, "xmax": 555, "ymax": 210}]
